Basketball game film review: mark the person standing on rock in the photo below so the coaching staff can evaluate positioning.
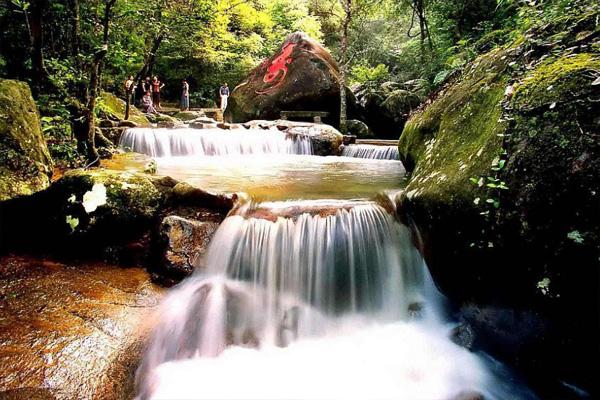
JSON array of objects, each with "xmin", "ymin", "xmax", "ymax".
[
  {"xmin": 124, "ymin": 75, "xmax": 136, "ymax": 105},
  {"xmin": 152, "ymin": 76, "xmax": 165, "ymax": 110},
  {"xmin": 219, "ymin": 83, "xmax": 229, "ymax": 110},
  {"xmin": 181, "ymin": 79, "xmax": 190, "ymax": 111}
]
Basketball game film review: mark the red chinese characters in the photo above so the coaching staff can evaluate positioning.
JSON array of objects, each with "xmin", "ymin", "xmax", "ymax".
[{"xmin": 256, "ymin": 42, "xmax": 296, "ymax": 94}]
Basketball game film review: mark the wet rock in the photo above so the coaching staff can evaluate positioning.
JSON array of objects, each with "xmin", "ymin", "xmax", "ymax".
[
  {"xmin": 99, "ymin": 126, "xmax": 128, "ymax": 146},
  {"xmin": 450, "ymin": 323, "xmax": 475, "ymax": 350},
  {"xmin": 346, "ymin": 119, "xmax": 373, "ymax": 138},
  {"xmin": 0, "ymin": 255, "xmax": 164, "ymax": 399},
  {"xmin": 157, "ymin": 120, "xmax": 184, "ymax": 129},
  {"xmin": 448, "ymin": 391, "xmax": 485, "ymax": 400},
  {"xmin": 158, "ymin": 215, "xmax": 220, "ymax": 278},
  {"xmin": 225, "ymin": 32, "xmax": 358, "ymax": 127},
  {"xmin": 173, "ymin": 110, "xmax": 206, "ymax": 121},
  {"xmin": 170, "ymin": 182, "xmax": 236, "ymax": 212},
  {"xmin": 188, "ymin": 122, "xmax": 218, "ymax": 129},
  {"xmin": 217, "ymin": 122, "xmax": 234, "ymax": 130},
  {"xmin": 397, "ymin": 15, "xmax": 600, "ymax": 396},
  {"xmin": 0, "ymin": 79, "xmax": 53, "ymax": 201}
]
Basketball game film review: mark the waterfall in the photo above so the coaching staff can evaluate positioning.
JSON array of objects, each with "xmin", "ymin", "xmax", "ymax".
[
  {"xmin": 135, "ymin": 200, "xmax": 528, "ymax": 400},
  {"xmin": 342, "ymin": 144, "xmax": 400, "ymax": 160},
  {"xmin": 119, "ymin": 127, "xmax": 313, "ymax": 157}
]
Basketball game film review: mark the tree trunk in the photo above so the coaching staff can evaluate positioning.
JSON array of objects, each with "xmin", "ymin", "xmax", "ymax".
[
  {"xmin": 125, "ymin": 33, "xmax": 164, "ymax": 120},
  {"xmin": 26, "ymin": 0, "xmax": 49, "ymax": 94},
  {"xmin": 68, "ymin": 0, "xmax": 81, "ymax": 56},
  {"xmin": 339, "ymin": 0, "xmax": 351, "ymax": 134},
  {"xmin": 82, "ymin": 0, "xmax": 116, "ymax": 166}
]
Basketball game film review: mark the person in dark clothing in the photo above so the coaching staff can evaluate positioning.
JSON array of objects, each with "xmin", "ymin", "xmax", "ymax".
[{"xmin": 219, "ymin": 83, "xmax": 229, "ymax": 110}]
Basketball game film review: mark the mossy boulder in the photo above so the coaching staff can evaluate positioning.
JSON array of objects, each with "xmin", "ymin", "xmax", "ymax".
[
  {"xmin": 98, "ymin": 91, "xmax": 150, "ymax": 127},
  {"xmin": 0, "ymin": 168, "xmax": 163, "ymax": 263},
  {"xmin": 397, "ymin": 15, "xmax": 600, "ymax": 397},
  {"xmin": 0, "ymin": 79, "xmax": 53, "ymax": 201}
]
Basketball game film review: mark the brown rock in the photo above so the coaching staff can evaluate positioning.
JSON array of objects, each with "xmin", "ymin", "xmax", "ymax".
[
  {"xmin": 224, "ymin": 32, "xmax": 358, "ymax": 127},
  {"xmin": 0, "ymin": 255, "xmax": 164, "ymax": 399},
  {"xmin": 159, "ymin": 215, "xmax": 220, "ymax": 277}
]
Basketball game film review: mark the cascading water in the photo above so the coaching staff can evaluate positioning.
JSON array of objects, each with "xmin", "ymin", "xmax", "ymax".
[
  {"xmin": 341, "ymin": 144, "xmax": 400, "ymax": 160},
  {"xmin": 119, "ymin": 127, "xmax": 313, "ymax": 157},
  {"xmin": 136, "ymin": 200, "xmax": 531, "ymax": 400}
]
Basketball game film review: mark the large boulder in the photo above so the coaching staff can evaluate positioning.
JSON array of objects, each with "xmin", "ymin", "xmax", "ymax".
[
  {"xmin": 98, "ymin": 91, "xmax": 150, "ymax": 127},
  {"xmin": 0, "ymin": 79, "xmax": 53, "ymax": 201},
  {"xmin": 397, "ymin": 11, "xmax": 599, "ymax": 398},
  {"xmin": 0, "ymin": 168, "xmax": 163, "ymax": 263},
  {"xmin": 225, "ymin": 32, "xmax": 358, "ymax": 127}
]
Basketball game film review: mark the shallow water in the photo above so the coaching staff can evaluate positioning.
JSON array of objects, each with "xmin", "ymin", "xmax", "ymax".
[{"xmin": 155, "ymin": 154, "xmax": 406, "ymax": 201}]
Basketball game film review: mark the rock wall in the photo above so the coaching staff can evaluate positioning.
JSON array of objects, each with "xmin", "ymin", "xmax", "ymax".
[
  {"xmin": 0, "ymin": 79, "xmax": 53, "ymax": 201},
  {"xmin": 397, "ymin": 9, "xmax": 599, "ymax": 398}
]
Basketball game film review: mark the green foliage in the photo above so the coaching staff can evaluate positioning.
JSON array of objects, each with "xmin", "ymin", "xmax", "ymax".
[{"xmin": 350, "ymin": 63, "xmax": 390, "ymax": 85}]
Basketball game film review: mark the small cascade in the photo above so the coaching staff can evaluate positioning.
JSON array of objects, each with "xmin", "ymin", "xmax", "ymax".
[
  {"xmin": 342, "ymin": 144, "xmax": 400, "ymax": 160},
  {"xmin": 135, "ymin": 200, "xmax": 527, "ymax": 400},
  {"xmin": 119, "ymin": 127, "xmax": 313, "ymax": 157}
]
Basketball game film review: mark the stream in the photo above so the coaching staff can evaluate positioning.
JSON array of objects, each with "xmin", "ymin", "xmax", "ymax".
[{"xmin": 120, "ymin": 127, "xmax": 534, "ymax": 400}]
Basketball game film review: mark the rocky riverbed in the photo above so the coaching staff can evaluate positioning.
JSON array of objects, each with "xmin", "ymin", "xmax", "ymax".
[{"xmin": 0, "ymin": 256, "xmax": 164, "ymax": 399}]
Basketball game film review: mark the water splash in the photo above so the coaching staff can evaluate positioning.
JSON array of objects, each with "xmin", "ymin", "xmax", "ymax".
[
  {"xmin": 137, "ymin": 201, "xmax": 533, "ymax": 400},
  {"xmin": 119, "ymin": 127, "xmax": 313, "ymax": 157},
  {"xmin": 341, "ymin": 144, "xmax": 400, "ymax": 160}
]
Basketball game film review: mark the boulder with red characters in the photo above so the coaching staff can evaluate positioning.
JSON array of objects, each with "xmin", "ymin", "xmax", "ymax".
[{"xmin": 224, "ymin": 32, "xmax": 359, "ymax": 127}]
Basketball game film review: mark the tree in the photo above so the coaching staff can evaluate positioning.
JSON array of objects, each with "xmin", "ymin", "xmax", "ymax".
[
  {"xmin": 81, "ymin": 0, "xmax": 118, "ymax": 165},
  {"xmin": 338, "ymin": 0, "xmax": 351, "ymax": 134}
]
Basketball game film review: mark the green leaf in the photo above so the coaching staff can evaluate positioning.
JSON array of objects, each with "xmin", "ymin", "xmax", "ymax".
[{"xmin": 65, "ymin": 215, "xmax": 79, "ymax": 232}]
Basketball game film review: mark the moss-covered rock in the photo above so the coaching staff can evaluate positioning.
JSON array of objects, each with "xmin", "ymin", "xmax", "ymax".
[
  {"xmin": 0, "ymin": 168, "xmax": 163, "ymax": 263},
  {"xmin": 0, "ymin": 79, "xmax": 53, "ymax": 201},
  {"xmin": 173, "ymin": 110, "xmax": 205, "ymax": 121},
  {"xmin": 98, "ymin": 91, "xmax": 150, "ymax": 127},
  {"xmin": 397, "ymin": 11, "xmax": 600, "ymax": 397}
]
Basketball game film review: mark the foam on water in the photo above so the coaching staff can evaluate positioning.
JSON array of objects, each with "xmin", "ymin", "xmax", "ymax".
[
  {"xmin": 119, "ymin": 127, "xmax": 313, "ymax": 157},
  {"xmin": 136, "ymin": 201, "xmax": 534, "ymax": 400},
  {"xmin": 341, "ymin": 144, "xmax": 400, "ymax": 160}
]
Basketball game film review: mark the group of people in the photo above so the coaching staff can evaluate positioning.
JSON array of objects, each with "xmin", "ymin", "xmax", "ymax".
[
  {"xmin": 124, "ymin": 76, "xmax": 230, "ymax": 114},
  {"xmin": 124, "ymin": 75, "xmax": 165, "ymax": 114}
]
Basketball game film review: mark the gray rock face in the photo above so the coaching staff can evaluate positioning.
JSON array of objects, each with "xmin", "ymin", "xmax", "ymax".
[{"xmin": 159, "ymin": 215, "xmax": 220, "ymax": 278}]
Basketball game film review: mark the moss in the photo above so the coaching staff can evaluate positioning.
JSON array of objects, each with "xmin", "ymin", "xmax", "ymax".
[
  {"xmin": 0, "ymin": 79, "xmax": 53, "ymax": 201},
  {"xmin": 398, "ymin": 48, "xmax": 509, "ymax": 203},
  {"xmin": 59, "ymin": 168, "xmax": 162, "ymax": 224},
  {"xmin": 98, "ymin": 91, "xmax": 150, "ymax": 127},
  {"xmin": 513, "ymin": 53, "xmax": 600, "ymax": 109}
]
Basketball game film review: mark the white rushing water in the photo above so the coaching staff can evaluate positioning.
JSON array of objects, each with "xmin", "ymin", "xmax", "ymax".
[
  {"xmin": 341, "ymin": 144, "xmax": 400, "ymax": 160},
  {"xmin": 136, "ymin": 201, "xmax": 531, "ymax": 400},
  {"xmin": 119, "ymin": 127, "xmax": 313, "ymax": 157}
]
